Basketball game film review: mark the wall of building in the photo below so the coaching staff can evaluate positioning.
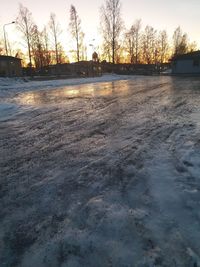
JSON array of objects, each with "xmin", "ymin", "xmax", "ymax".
[
  {"xmin": 172, "ymin": 59, "xmax": 200, "ymax": 74},
  {"xmin": 41, "ymin": 62, "xmax": 102, "ymax": 77},
  {"xmin": 0, "ymin": 59, "xmax": 22, "ymax": 77}
]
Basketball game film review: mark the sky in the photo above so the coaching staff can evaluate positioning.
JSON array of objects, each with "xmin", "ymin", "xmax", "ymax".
[{"xmin": 0, "ymin": 0, "xmax": 200, "ymax": 58}]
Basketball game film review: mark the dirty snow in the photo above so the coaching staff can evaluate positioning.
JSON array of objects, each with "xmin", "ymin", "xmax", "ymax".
[{"xmin": 1, "ymin": 75, "xmax": 200, "ymax": 266}]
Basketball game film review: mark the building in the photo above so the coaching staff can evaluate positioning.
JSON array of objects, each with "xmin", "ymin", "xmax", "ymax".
[
  {"xmin": 41, "ymin": 61, "xmax": 102, "ymax": 77},
  {"xmin": 0, "ymin": 55, "xmax": 22, "ymax": 77},
  {"xmin": 101, "ymin": 62, "xmax": 168, "ymax": 75},
  {"xmin": 171, "ymin": 51, "xmax": 200, "ymax": 75}
]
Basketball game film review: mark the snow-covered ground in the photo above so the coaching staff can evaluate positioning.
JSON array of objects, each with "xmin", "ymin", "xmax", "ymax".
[{"xmin": 1, "ymin": 75, "xmax": 200, "ymax": 266}]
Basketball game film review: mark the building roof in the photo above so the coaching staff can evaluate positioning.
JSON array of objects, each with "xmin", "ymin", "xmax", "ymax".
[
  {"xmin": 0, "ymin": 55, "xmax": 21, "ymax": 61},
  {"xmin": 172, "ymin": 51, "xmax": 200, "ymax": 61}
]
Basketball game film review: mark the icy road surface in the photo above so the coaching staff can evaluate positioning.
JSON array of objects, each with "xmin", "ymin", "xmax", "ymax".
[{"xmin": 1, "ymin": 76, "xmax": 200, "ymax": 267}]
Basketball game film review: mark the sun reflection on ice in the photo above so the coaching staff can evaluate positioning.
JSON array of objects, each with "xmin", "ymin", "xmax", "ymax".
[{"xmin": 16, "ymin": 82, "xmax": 119, "ymax": 106}]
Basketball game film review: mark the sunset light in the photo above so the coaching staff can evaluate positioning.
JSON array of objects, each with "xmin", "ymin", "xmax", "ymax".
[
  {"xmin": 0, "ymin": 0, "xmax": 199, "ymax": 64},
  {"xmin": 1, "ymin": 1, "xmax": 200, "ymax": 266}
]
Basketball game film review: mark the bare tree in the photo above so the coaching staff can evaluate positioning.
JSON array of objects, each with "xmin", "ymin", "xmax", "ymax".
[
  {"xmin": 173, "ymin": 26, "xmax": 183, "ymax": 56},
  {"xmin": 125, "ymin": 19, "xmax": 141, "ymax": 64},
  {"xmin": 0, "ymin": 38, "xmax": 5, "ymax": 55},
  {"xmin": 172, "ymin": 26, "xmax": 189, "ymax": 56},
  {"xmin": 178, "ymin": 33, "xmax": 189, "ymax": 55},
  {"xmin": 15, "ymin": 49, "xmax": 26, "ymax": 66},
  {"xmin": 141, "ymin": 25, "xmax": 157, "ymax": 64},
  {"xmin": 69, "ymin": 5, "xmax": 84, "ymax": 62},
  {"xmin": 49, "ymin": 13, "xmax": 61, "ymax": 64},
  {"xmin": 173, "ymin": 26, "xmax": 198, "ymax": 57},
  {"xmin": 31, "ymin": 25, "xmax": 44, "ymax": 69},
  {"xmin": 101, "ymin": 40, "xmax": 112, "ymax": 62},
  {"xmin": 41, "ymin": 26, "xmax": 52, "ymax": 66},
  {"xmin": 80, "ymin": 42, "xmax": 87, "ymax": 61},
  {"xmin": 100, "ymin": 0, "xmax": 123, "ymax": 64},
  {"xmin": 57, "ymin": 43, "xmax": 69, "ymax": 64},
  {"xmin": 16, "ymin": 4, "xmax": 34, "ymax": 67},
  {"xmin": 158, "ymin": 30, "xmax": 169, "ymax": 64},
  {"xmin": 134, "ymin": 19, "xmax": 141, "ymax": 64},
  {"xmin": 188, "ymin": 41, "xmax": 197, "ymax": 52}
]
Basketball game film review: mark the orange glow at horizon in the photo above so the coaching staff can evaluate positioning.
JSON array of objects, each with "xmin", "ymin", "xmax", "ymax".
[{"xmin": 1, "ymin": 0, "xmax": 199, "ymax": 61}]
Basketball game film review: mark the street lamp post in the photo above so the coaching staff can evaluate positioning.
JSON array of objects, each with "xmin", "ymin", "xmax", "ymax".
[{"xmin": 3, "ymin": 21, "xmax": 15, "ymax": 56}]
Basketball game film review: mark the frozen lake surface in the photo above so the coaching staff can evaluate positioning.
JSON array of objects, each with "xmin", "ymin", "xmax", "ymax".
[{"xmin": 1, "ymin": 75, "xmax": 200, "ymax": 266}]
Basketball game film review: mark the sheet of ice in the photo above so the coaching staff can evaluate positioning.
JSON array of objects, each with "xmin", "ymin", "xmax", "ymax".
[
  {"xmin": 1, "ymin": 75, "xmax": 200, "ymax": 267},
  {"xmin": 0, "ymin": 74, "xmax": 133, "ymax": 98},
  {"xmin": 0, "ymin": 103, "xmax": 19, "ymax": 121}
]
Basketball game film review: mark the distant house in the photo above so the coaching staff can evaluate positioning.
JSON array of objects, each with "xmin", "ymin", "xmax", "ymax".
[
  {"xmin": 100, "ymin": 62, "xmax": 168, "ymax": 75},
  {"xmin": 0, "ymin": 55, "xmax": 22, "ymax": 77},
  {"xmin": 171, "ymin": 51, "xmax": 200, "ymax": 75},
  {"xmin": 42, "ymin": 61, "xmax": 102, "ymax": 77}
]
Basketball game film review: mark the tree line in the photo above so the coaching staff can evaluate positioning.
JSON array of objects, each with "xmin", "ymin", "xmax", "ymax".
[
  {"xmin": 100, "ymin": 0, "xmax": 197, "ymax": 64},
  {"xmin": 0, "ymin": 0, "xmax": 198, "ymax": 68}
]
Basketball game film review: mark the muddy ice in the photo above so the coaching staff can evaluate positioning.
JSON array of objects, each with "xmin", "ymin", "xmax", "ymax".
[{"xmin": 1, "ymin": 76, "xmax": 200, "ymax": 267}]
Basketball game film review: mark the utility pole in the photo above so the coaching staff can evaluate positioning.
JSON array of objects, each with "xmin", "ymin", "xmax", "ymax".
[{"xmin": 3, "ymin": 21, "xmax": 15, "ymax": 56}]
